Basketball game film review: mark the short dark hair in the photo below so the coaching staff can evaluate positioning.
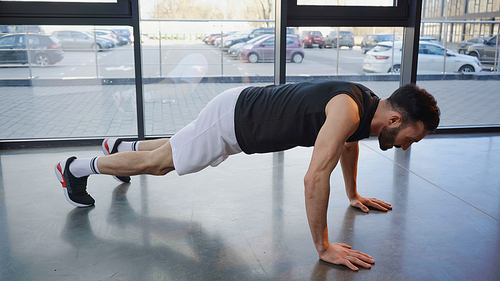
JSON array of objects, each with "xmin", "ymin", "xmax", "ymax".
[{"xmin": 387, "ymin": 84, "xmax": 440, "ymax": 131}]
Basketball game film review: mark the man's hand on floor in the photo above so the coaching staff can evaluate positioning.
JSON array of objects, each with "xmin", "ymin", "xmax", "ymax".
[
  {"xmin": 350, "ymin": 194, "xmax": 392, "ymax": 213},
  {"xmin": 318, "ymin": 242, "xmax": 375, "ymax": 271}
]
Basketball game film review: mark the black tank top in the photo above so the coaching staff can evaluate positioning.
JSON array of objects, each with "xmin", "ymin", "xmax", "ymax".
[{"xmin": 234, "ymin": 81, "xmax": 380, "ymax": 154}]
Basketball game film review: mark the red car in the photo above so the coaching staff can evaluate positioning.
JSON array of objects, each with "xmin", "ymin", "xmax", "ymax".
[
  {"xmin": 204, "ymin": 33, "xmax": 220, "ymax": 44},
  {"xmin": 210, "ymin": 35, "xmax": 222, "ymax": 45},
  {"xmin": 299, "ymin": 31, "xmax": 325, "ymax": 49}
]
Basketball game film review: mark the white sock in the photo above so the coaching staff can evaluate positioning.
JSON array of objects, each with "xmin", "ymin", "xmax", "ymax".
[
  {"xmin": 117, "ymin": 141, "xmax": 139, "ymax": 152},
  {"xmin": 69, "ymin": 156, "xmax": 101, "ymax": 178}
]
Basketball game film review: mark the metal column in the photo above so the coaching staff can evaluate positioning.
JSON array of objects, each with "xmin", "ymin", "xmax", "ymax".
[
  {"xmin": 274, "ymin": 0, "xmax": 287, "ymax": 85},
  {"xmin": 400, "ymin": 0, "xmax": 423, "ymax": 86},
  {"xmin": 131, "ymin": 0, "xmax": 146, "ymax": 140}
]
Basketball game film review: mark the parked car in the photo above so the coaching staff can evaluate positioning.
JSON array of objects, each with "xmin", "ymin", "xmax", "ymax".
[
  {"xmin": 228, "ymin": 34, "xmax": 272, "ymax": 56},
  {"xmin": 112, "ymin": 28, "xmax": 132, "ymax": 44},
  {"xmin": 141, "ymin": 34, "xmax": 149, "ymax": 43},
  {"xmin": 210, "ymin": 34, "xmax": 222, "ymax": 45},
  {"xmin": 222, "ymin": 33, "xmax": 251, "ymax": 49},
  {"xmin": 204, "ymin": 33, "xmax": 220, "ymax": 44},
  {"xmin": 238, "ymin": 35, "xmax": 305, "ymax": 63},
  {"xmin": 91, "ymin": 29, "xmax": 125, "ymax": 46},
  {"xmin": 299, "ymin": 31, "xmax": 325, "ymax": 48},
  {"xmin": 52, "ymin": 30, "xmax": 114, "ymax": 51},
  {"xmin": 214, "ymin": 31, "xmax": 238, "ymax": 48},
  {"xmin": 419, "ymin": 37, "xmax": 441, "ymax": 45},
  {"xmin": 228, "ymin": 42, "xmax": 243, "ymax": 55},
  {"xmin": 363, "ymin": 41, "xmax": 482, "ymax": 74},
  {"xmin": 324, "ymin": 30, "xmax": 354, "ymax": 49},
  {"xmin": 0, "ymin": 33, "xmax": 64, "ymax": 66},
  {"xmin": 458, "ymin": 37, "xmax": 490, "ymax": 54},
  {"xmin": 221, "ymin": 31, "xmax": 249, "ymax": 49},
  {"xmin": 222, "ymin": 28, "xmax": 294, "ymax": 50},
  {"xmin": 361, "ymin": 33, "xmax": 401, "ymax": 53},
  {"xmin": 201, "ymin": 34, "xmax": 209, "ymax": 43},
  {"xmin": 127, "ymin": 33, "xmax": 148, "ymax": 43},
  {"xmin": 248, "ymin": 27, "xmax": 276, "ymax": 38},
  {"xmin": 466, "ymin": 35, "xmax": 500, "ymax": 64}
]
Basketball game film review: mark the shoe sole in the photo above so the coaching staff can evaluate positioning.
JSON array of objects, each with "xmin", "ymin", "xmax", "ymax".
[
  {"xmin": 54, "ymin": 161, "xmax": 94, "ymax": 208},
  {"xmin": 102, "ymin": 139, "xmax": 131, "ymax": 184}
]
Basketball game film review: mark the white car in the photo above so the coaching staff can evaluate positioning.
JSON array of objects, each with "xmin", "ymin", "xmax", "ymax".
[{"xmin": 363, "ymin": 41, "xmax": 482, "ymax": 74}]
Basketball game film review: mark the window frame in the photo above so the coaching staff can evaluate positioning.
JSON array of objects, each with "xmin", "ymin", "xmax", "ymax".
[
  {"xmin": 0, "ymin": 0, "xmax": 131, "ymax": 25},
  {"xmin": 287, "ymin": 0, "xmax": 410, "ymax": 27}
]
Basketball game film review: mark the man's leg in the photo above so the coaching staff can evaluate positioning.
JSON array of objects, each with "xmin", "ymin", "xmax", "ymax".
[
  {"xmin": 98, "ymin": 140, "xmax": 174, "ymax": 176},
  {"xmin": 102, "ymin": 137, "xmax": 170, "ymax": 183},
  {"xmin": 55, "ymin": 140, "xmax": 175, "ymax": 207},
  {"xmin": 56, "ymin": 85, "xmax": 246, "ymax": 208},
  {"xmin": 103, "ymin": 138, "xmax": 170, "ymax": 154},
  {"xmin": 136, "ymin": 138, "xmax": 170, "ymax": 151}
]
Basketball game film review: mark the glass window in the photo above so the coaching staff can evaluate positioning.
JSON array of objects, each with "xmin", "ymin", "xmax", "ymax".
[
  {"xmin": 56, "ymin": 31, "xmax": 71, "ymax": 38},
  {"xmin": 72, "ymin": 32, "xmax": 87, "ymax": 39},
  {"xmin": 417, "ymin": 16, "xmax": 500, "ymax": 128},
  {"xmin": 28, "ymin": 35, "xmax": 41, "ymax": 45},
  {"xmin": 264, "ymin": 38, "xmax": 275, "ymax": 46},
  {"xmin": 425, "ymin": 44, "xmax": 444, "ymax": 56},
  {"xmin": 418, "ymin": 45, "xmax": 428, "ymax": 54},
  {"xmin": 289, "ymin": 26, "xmax": 403, "ymax": 77},
  {"xmin": 139, "ymin": 0, "xmax": 276, "ymax": 137},
  {"xmin": 0, "ymin": 25, "xmax": 137, "ymax": 140},
  {"xmin": 0, "ymin": 35, "xmax": 16, "ymax": 46},
  {"xmin": 377, "ymin": 34, "xmax": 398, "ymax": 42}
]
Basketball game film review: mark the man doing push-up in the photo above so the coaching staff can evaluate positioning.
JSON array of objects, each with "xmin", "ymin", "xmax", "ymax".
[{"xmin": 55, "ymin": 81, "xmax": 440, "ymax": 271}]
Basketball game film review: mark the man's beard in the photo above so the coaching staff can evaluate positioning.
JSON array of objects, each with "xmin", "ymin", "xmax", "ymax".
[{"xmin": 378, "ymin": 125, "xmax": 402, "ymax": 151}]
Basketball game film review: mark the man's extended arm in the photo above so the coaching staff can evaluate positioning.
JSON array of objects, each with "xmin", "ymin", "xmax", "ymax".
[
  {"xmin": 340, "ymin": 142, "xmax": 392, "ymax": 212},
  {"xmin": 304, "ymin": 95, "xmax": 374, "ymax": 270},
  {"xmin": 340, "ymin": 141, "xmax": 359, "ymax": 200}
]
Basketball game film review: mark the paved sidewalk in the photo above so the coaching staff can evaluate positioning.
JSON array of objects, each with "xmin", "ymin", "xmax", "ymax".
[{"xmin": 0, "ymin": 79, "xmax": 499, "ymax": 140}]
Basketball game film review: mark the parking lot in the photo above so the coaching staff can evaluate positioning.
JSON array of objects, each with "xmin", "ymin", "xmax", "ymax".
[
  {"xmin": 2, "ymin": 35, "xmax": 499, "ymax": 140},
  {"xmin": 1, "ymin": 38, "xmax": 496, "ymax": 80}
]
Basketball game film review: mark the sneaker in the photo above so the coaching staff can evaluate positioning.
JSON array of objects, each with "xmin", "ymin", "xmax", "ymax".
[
  {"xmin": 102, "ymin": 138, "xmax": 131, "ymax": 183},
  {"xmin": 55, "ymin": 156, "xmax": 95, "ymax": 208}
]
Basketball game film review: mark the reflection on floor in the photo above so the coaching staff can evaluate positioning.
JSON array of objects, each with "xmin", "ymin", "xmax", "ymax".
[{"xmin": 0, "ymin": 134, "xmax": 499, "ymax": 280}]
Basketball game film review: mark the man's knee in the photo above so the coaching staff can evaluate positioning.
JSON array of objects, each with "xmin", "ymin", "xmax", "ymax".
[{"xmin": 146, "ymin": 141, "xmax": 174, "ymax": 175}]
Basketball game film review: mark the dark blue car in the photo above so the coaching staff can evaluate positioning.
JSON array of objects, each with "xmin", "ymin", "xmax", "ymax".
[{"xmin": 112, "ymin": 29, "xmax": 132, "ymax": 45}]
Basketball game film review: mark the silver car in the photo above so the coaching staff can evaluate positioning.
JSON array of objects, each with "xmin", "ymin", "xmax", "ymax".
[
  {"xmin": 466, "ymin": 35, "xmax": 500, "ymax": 64},
  {"xmin": 458, "ymin": 37, "xmax": 490, "ymax": 54},
  {"xmin": 52, "ymin": 30, "xmax": 114, "ymax": 51}
]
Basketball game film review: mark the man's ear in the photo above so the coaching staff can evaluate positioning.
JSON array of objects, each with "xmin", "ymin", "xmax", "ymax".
[{"xmin": 388, "ymin": 113, "xmax": 403, "ymax": 128}]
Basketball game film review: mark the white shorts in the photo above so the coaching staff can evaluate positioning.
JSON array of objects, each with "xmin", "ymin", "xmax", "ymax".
[{"xmin": 170, "ymin": 86, "xmax": 249, "ymax": 176}]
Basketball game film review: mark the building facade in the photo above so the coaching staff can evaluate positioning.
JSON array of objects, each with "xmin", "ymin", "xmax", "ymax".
[{"xmin": 421, "ymin": 0, "xmax": 500, "ymax": 42}]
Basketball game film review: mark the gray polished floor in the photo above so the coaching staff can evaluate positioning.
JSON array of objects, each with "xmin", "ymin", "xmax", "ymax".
[{"xmin": 1, "ymin": 135, "xmax": 499, "ymax": 280}]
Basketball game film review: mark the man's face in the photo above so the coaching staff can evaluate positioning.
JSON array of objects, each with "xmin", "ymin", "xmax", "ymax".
[{"xmin": 378, "ymin": 121, "xmax": 428, "ymax": 151}]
